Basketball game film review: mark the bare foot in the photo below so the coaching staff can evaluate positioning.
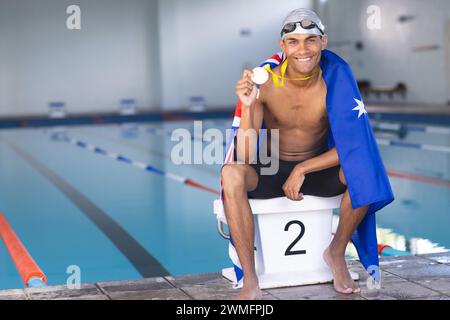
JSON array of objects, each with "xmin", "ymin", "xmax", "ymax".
[
  {"xmin": 323, "ymin": 247, "xmax": 360, "ymax": 294},
  {"xmin": 233, "ymin": 286, "xmax": 263, "ymax": 300}
]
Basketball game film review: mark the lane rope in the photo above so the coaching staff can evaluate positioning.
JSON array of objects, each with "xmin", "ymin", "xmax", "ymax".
[
  {"xmin": 52, "ymin": 132, "xmax": 220, "ymax": 196},
  {"xmin": 376, "ymin": 137, "xmax": 450, "ymax": 154},
  {"xmin": 371, "ymin": 121, "xmax": 450, "ymax": 135},
  {"xmin": 145, "ymin": 125, "xmax": 450, "ymax": 154}
]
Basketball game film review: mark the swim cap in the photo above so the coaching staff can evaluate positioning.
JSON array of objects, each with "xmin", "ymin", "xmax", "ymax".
[{"xmin": 281, "ymin": 8, "xmax": 325, "ymax": 39}]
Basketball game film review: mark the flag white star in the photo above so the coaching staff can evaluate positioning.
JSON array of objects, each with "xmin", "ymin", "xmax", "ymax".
[{"xmin": 352, "ymin": 98, "xmax": 367, "ymax": 118}]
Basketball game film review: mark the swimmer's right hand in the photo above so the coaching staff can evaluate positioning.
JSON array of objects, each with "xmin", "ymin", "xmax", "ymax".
[{"xmin": 236, "ymin": 69, "xmax": 258, "ymax": 108}]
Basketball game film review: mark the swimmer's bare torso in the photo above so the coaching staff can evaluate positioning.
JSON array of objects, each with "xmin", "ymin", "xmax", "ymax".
[{"xmin": 257, "ymin": 65, "xmax": 329, "ymax": 161}]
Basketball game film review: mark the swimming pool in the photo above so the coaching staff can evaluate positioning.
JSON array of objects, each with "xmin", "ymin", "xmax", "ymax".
[{"xmin": 0, "ymin": 117, "xmax": 448, "ymax": 290}]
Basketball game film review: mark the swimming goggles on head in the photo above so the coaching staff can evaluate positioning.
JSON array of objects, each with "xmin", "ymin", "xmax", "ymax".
[{"xmin": 280, "ymin": 19, "xmax": 324, "ymax": 37}]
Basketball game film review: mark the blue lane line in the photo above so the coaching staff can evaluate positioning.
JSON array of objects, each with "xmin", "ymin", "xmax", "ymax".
[
  {"xmin": 406, "ymin": 125, "xmax": 426, "ymax": 133},
  {"xmin": 4, "ymin": 139, "xmax": 169, "ymax": 278},
  {"xmin": 390, "ymin": 140, "xmax": 421, "ymax": 149}
]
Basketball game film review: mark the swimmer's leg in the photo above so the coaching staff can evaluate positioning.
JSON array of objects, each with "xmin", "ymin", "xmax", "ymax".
[
  {"xmin": 323, "ymin": 167, "xmax": 367, "ymax": 294},
  {"xmin": 221, "ymin": 162, "xmax": 261, "ymax": 300}
]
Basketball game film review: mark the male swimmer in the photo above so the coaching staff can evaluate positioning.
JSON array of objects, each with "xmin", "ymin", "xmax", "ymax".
[{"xmin": 221, "ymin": 8, "xmax": 366, "ymax": 299}]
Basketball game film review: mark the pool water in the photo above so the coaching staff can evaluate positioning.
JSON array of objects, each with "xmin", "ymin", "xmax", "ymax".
[{"xmin": 0, "ymin": 118, "xmax": 448, "ymax": 290}]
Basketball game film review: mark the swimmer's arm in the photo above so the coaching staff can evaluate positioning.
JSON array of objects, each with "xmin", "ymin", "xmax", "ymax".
[
  {"xmin": 236, "ymin": 98, "xmax": 264, "ymax": 163},
  {"xmin": 294, "ymin": 147, "xmax": 339, "ymax": 175}
]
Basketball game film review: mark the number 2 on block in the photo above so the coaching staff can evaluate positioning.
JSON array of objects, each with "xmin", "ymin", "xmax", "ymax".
[{"xmin": 284, "ymin": 220, "xmax": 307, "ymax": 256}]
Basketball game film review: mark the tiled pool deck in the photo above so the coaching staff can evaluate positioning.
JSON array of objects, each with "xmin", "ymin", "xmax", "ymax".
[{"xmin": 1, "ymin": 252, "xmax": 449, "ymax": 300}]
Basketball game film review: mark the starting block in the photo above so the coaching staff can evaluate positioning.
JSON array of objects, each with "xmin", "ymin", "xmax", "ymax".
[
  {"xmin": 48, "ymin": 102, "xmax": 67, "ymax": 119},
  {"xmin": 119, "ymin": 99, "xmax": 137, "ymax": 115},
  {"xmin": 214, "ymin": 195, "xmax": 358, "ymax": 289}
]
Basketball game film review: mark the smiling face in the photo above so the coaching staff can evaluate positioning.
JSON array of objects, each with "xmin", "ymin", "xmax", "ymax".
[{"xmin": 279, "ymin": 33, "xmax": 328, "ymax": 75}]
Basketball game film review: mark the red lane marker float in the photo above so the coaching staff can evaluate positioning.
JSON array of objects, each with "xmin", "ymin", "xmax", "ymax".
[
  {"xmin": 185, "ymin": 179, "xmax": 220, "ymax": 196},
  {"xmin": 0, "ymin": 213, "xmax": 47, "ymax": 287},
  {"xmin": 387, "ymin": 169, "xmax": 450, "ymax": 188},
  {"xmin": 377, "ymin": 244, "xmax": 392, "ymax": 256},
  {"xmin": 332, "ymin": 232, "xmax": 402, "ymax": 257},
  {"xmin": 92, "ymin": 116, "xmax": 104, "ymax": 124}
]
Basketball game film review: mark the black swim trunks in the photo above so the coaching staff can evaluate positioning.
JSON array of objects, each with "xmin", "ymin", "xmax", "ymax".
[{"xmin": 247, "ymin": 159, "xmax": 347, "ymax": 199}]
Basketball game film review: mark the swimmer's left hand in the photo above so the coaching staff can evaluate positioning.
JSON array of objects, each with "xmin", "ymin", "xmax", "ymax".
[{"xmin": 282, "ymin": 169, "xmax": 305, "ymax": 201}]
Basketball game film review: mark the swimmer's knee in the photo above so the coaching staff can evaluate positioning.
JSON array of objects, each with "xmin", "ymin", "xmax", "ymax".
[
  {"xmin": 222, "ymin": 163, "xmax": 257, "ymax": 198},
  {"xmin": 338, "ymin": 167, "xmax": 347, "ymax": 186},
  {"xmin": 221, "ymin": 163, "xmax": 246, "ymax": 187}
]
